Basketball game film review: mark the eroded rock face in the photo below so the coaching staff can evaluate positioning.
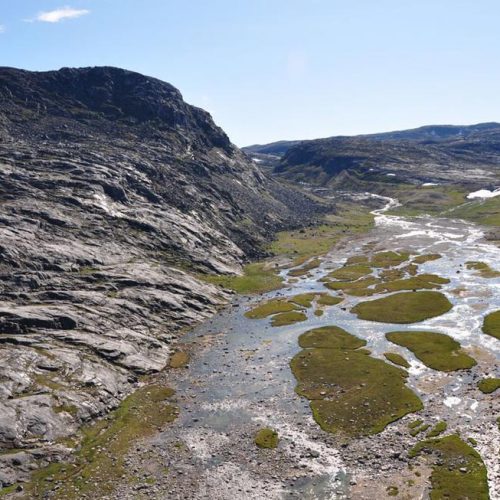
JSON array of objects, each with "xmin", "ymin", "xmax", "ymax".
[{"xmin": 0, "ymin": 66, "xmax": 322, "ymax": 485}]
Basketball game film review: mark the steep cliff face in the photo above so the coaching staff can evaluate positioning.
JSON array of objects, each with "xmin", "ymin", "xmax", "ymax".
[{"xmin": 0, "ymin": 66, "xmax": 321, "ymax": 483}]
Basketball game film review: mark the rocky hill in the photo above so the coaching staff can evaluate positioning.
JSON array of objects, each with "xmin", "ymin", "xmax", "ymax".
[
  {"xmin": 0, "ymin": 66, "xmax": 322, "ymax": 485},
  {"xmin": 272, "ymin": 123, "xmax": 500, "ymax": 188}
]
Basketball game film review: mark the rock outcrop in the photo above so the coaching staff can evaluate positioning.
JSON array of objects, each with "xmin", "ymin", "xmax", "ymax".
[{"xmin": 0, "ymin": 66, "xmax": 321, "ymax": 485}]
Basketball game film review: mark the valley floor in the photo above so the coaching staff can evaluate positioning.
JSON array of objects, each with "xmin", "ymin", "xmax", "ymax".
[{"xmin": 18, "ymin": 195, "xmax": 500, "ymax": 500}]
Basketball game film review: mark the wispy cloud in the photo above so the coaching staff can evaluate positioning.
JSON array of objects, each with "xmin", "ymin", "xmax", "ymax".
[
  {"xmin": 30, "ymin": 6, "xmax": 90, "ymax": 23},
  {"xmin": 0, "ymin": 25, "xmax": 5, "ymax": 34}
]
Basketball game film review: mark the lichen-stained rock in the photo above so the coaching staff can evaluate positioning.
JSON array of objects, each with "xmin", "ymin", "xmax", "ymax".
[{"xmin": 0, "ymin": 66, "xmax": 324, "ymax": 484}]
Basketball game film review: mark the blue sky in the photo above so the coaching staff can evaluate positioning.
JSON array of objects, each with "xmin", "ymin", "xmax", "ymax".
[{"xmin": 1, "ymin": 1, "xmax": 499, "ymax": 146}]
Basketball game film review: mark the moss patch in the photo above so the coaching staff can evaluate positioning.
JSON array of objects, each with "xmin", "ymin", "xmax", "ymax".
[
  {"xmin": 288, "ymin": 258, "xmax": 321, "ymax": 277},
  {"xmin": 25, "ymin": 384, "xmax": 178, "ymax": 499},
  {"xmin": 370, "ymin": 251, "xmax": 410, "ymax": 268},
  {"xmin": 477, "ymin": 377, "xmax": 500, "ymax": 394},
  {"xmin": 201, "ymin": 262, "xmax": 283, "ymax": 294},
  {"xmin": 269, "ymin": 204, "xmax": 374, "ymax": 263},
  {"xmin": 271, "ymin": 311, "xmax": 307, "ymax": 327},
  {"xmin": 298, "ymin": 326, "xmax": 367, "ymax": 350},
  {"xmin": 291, "ymin": 327, "xmax": 422, "ymax": 437},
  {"xmin": 466, "ymin": 261, "xmax": 500, "ymax": 278},
  {"xmin": 316, "ymin": 294, "xmax": 343, "ymax": 306},
  {"xmin": 413, "ymin": 254, "xmax": 442, "ymax": 264},
  {"xmin": 255, "ymin": 428, "xmax": 279, "ymax": 449},
  {"xmin": 352, "ymin": 291, "xmax": 452, "ymax": 324},
  {"xmin": 409, "ymin": 435, "xmax": 489, "ymax": 500},
  {"xmin": 426, "ymin": 421, "xmax": 448, "ymax": 438},
  {"xmin": 410, "ymin": 423, "xmax": 431, "ymax": 437},
  {"xmin": 386, "ymin": 331, "xmax": 476, "ymax": 372},
  {"xmin": 327, "ymin": 264, "xmax": 372, "ymax": 281},
  {"xmin": 374, "ymin": 274, "xmax": 450, "ymax": 294},
  {"xmin": 482, "ymin": 310, "xmax": 500, "ymax": 340},
  {"xmin": 384, "ymin": 352, "xmax": 410, "ymax": 368},
  {"xmin": 169, "ymin": 351, "xmax": 189, "ymax": 368},
  {"xmin": 245, "ymin": 298, "xmax": 300, "ymax": 319}
]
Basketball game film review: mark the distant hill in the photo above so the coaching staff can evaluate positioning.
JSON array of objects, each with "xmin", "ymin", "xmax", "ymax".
[{"xmin": 270, "ymin": 122, "xmax": 500, "ymax": 187}]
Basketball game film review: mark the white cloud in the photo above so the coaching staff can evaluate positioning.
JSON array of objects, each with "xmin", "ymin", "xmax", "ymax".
[
  {"xmin": 0, "ymin": 25, "xmax": 5, "ymax": 33},
  {"xmin": 34, "ymin": 7, "xmax": 90, "ymax": 23}
]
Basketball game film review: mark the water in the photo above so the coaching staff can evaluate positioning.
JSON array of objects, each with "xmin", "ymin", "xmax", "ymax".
[{"xmin": 160, "ymin": 196, "xmax": 500, "ymax": 499}]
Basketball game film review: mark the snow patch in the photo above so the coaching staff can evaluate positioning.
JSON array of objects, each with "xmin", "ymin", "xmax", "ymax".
[{"xmin": 467, "ymin": 188, "xmax": 500, "ymax": 200}]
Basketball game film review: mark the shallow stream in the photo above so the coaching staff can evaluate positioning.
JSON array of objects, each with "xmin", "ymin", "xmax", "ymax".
[{"xmin": 157, "ymin": 196, "xmax": 500, "ymax": 499}]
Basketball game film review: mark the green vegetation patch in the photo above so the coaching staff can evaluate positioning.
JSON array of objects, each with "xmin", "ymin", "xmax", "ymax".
[
  {"xmin": 374, "ymin": 274, "xmax": 450, "ymax": 294},
  {"xmin": 477, "ymin": 377, "xmax": 500, "ymax": 394},
  {"xmin": 255, "ymin": 428, "xmax": 279, "ymax": 449},
  {"xmin": 271, "ymin": 311, "xmax": 307, "ymax": 327},
  {"xmin": 323, "ymin": 276, "xmax": 380, "ymax": 296},
  {"xmin": 410, "ymin": 423, "xmax": 431, "ymax": 437},
  {"xmin": 291, "ymin": 326, "xmax": 422, "ymax": 437},
  {"xmin": 413, "ymin": 254, "xmax": 442, "ymax": 264},
  {"xmin": 426, "ymin": 421, "xmax": 448, "ymax": 438},
  {"xmin": 288, "ymin": 258, "xmax": 322, "ymax": 277},
  {"xmin": 316, "ymin": 294, "xmax": 343, "ymax": 306},
  {"xmin": 384, "ymin": 352, "xmax": 410, "ymax": 368},
  {"xmin": 345, "ymin": 255, "xmax": 370, "ymax": 265},
  {"xmin": 245, "ymin": 298, "xmax": 300, "ymax": 319},
  {"xmin": 169, "ymin": 351, "xmax": 189, "ymax": 368},
  {"xmin": 386, "ymin": 331, "xmax": 476, "ymax": 372},
  {"xmin": 409, "ymin": 435, "xmax": 489, "ymax": 500},
  {"xmin": 298, "ymin": 326, "xmax": 367, "ymax": 349},
  {"xmin": 352, "ymin": 291, "xmax": 452, "ymax": 324},
  {"xmin": 482, "ymin": 310, "xmax": 500, "ymax": 340},
  {"xmin": 386, "ymin": 486, "xmax": 399, "ymax": 496},
  {"xmin": 466, "ymin": 261, "xmax": 500, "ymax": 278},
  {"xmin": 408, "ymin": 419, "xmax": 424, "ymax": 430},
  {"xmin": 327, "ymin": 264, "xmax": 373, "ymax": 281},
  {"xmin": 201, "ymin": 262, "xmax": 283, "ymax": 294},
  {"xmin": 25, "ymin": 384, "xmax": 178, "ymax": 498},
  {"xmin": 370, "ymin": 251, "xmax": 410, "ymax": 268},
  {"xmin": 269, "ymin": 203, "xmax": 374, "ymax": 263},
  {"xmin": 446, "ymin": 194, "xmax": 500, "ymax": 226}
]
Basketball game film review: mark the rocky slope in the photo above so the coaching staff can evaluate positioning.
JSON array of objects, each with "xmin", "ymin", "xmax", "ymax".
[
  {"xmin": 269, "ymin": 123, "xmax": 500, "ymax": 187},
  {"xmin": 0, "ymin": 66, "xmax": 322, "ymax": 486}
]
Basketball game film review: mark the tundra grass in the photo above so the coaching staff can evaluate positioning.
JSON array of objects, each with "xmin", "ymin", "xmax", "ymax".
[
  {"xmin": 289, "ymin": 292, "xmax": 319, "ymax": 308},
  {"xmin": 369, "ymin": 251, "xmax": 410, "ymax": 268},
  {"xmin": 352, "ymin": 291, "xmax": 452, "ymax": 324},
  {"xmin": 25, "ymin": 384, "xmax": 178, "ymax": 499},
  {"xmin": 271, "ymin": 311, "xmax": 307, "ymax": 327},
  {"xmin": 245, "ymin": 298, "xmax": 300, "ymax": 319},
  {"xmin": 291, "ymin": 326, "xmax": 422, "ymax": 437},
  {"xmin": 412, "ymin": 253, "xmax": 442, "ymax": 264},
  {"xmin": 169, "ymin": 351, "xmax": 189, "ymax": 368},
  {"xmin": 316, "ymin": 294, "xmax": 343, "ymax": 306},
  {"xmin": 298, "ymin": 326, "xmax": 367, "ymax": 349},
  {"xmin": 482, "ymin": 310, "xmax": 500, "ymax": 340},
  {"xmin": 327, "ymin": 264, "xmax": 373, "ymax": 281},
  {"xmin": 409, "ymin": 435, "xmax": 489, "ymax": 500},
  {"xmin": 374, "ymin": 274, "xmax": 449, "ymax": 294},
  {"xmin": 201, "ymin": 261, "xmax": 283, "ymax": 294},
  {"xmin": 386, "ymin": 331, "xmax": 476, "ymax": 372},
  {"xmin": 288, "ymin": 258, "xmax": 322, "ymax": 277},
  {"xmin": 477, "ymin": 377, "xmax": 500, "ymax": 394},
  {"xmin": 410, "ymin": 423, "xmax": 431, "ymax": 437},
  {"xmin": 426, "ymin": 421, "xmax": 448, "ymax": 438},
  {"xmin": 384, "ymin": 352, "xmax": 410, "ymax": 368},
  {"xmin": 466, "ymin": 261, "xmax": 500, "ymax": 278},
  {"xmin": 445, "ymin": 195, "xmax": 500, "ymax": 226},
  {"xmin": 268, "ymin": 203, "xmax": 374, "ymax": 263},
  {"xmin": 255, "ymin": 428, "xmax": 279, "ymax": 449}
]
